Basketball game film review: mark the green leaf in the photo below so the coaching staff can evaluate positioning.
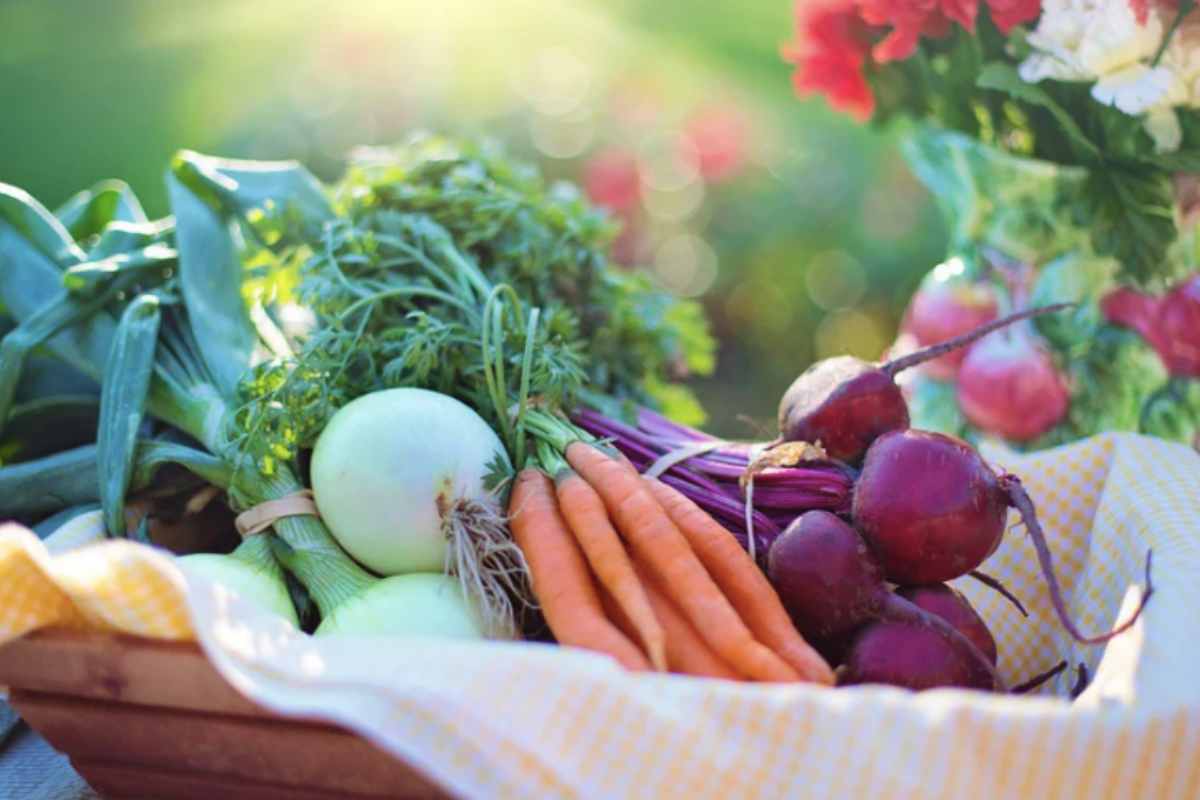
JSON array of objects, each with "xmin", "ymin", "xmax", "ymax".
[
  {"xmin": 172, "ymin": 151, "xmax": 334, "ymax": 241},
  {"xmin": 0, "ymin": 251, "xmax": 153, "ymax": 435},
  {"xmin": 976, "ymin": 63, "xmax": 1101, "ymax": 161},
  {"xmin": 1139, "ymin": 150, "xmax": 1200, "ymax": 173},
  {"xmin": 0, "ymin": 394, "xmax": 99, "ymax": 464},
  {"xmin": 88, "ymin": 219, "xmax": 174, "ymax": 260},
  {"xmin": 54, "ymin": 180, "xmax": 148, "ymax": 242},
  {"xmin": 1141, "ymin": 378, "xmax": 1200, "ymax": 445},
  {"xmin": 0, "ymin": 183, "xmax": 86, "ymax": 268},
  {"xmin": 907, "ymin": 376, "xmax": 968, "ymax": 439},
  {"xmin": 166, "ymin": 154, "xmax": 334, "ymax": 399},
  {"xmin": 1080, "ymin": 168, "xmax": 1181, "ymax": 288},
  {"xmin": 131, "ymin": 438, "xmax": 233, "ymax": 490},
  {"xmin": 62, "ymin": 244, "xmax": 177, "ymax": 297},
  {"xmin": 1030, "ymin": 252, "xmax": 1117, "ymax": 350},
  {"xmin": 14, "ymin": 355, "xmax": 99, "ymax": 403},
  {"xmin": 97, "ymin": 294, "xmax": 162, "ymax": 537},
  {"xmin": 0, "ymin": 189, "xmax": 113, "ymax": 379},
  {"xmin": 166, "ymin": 171, "xmax": 257, "ymax": 398}
]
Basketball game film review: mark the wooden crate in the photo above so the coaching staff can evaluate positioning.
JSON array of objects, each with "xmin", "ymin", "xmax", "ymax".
[{"xmin": 0, "ymin": 630, "xmax": 452, "ymax": 799}]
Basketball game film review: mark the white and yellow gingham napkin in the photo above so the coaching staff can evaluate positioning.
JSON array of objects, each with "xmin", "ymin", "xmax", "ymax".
[{"xmin": 1, "ymin": 432, "xmax": 1198, "ymax": 799}]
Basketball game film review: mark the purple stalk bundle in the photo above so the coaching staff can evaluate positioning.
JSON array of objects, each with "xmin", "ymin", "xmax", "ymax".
[{"xmin": 571, "ymin": 407, "xmax": 854, "ymax": 555}]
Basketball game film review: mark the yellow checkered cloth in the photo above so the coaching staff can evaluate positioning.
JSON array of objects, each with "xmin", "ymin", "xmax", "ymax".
[{"xmin": 2, "ymin": 432, "xmax": 1199, "ymax": 799}]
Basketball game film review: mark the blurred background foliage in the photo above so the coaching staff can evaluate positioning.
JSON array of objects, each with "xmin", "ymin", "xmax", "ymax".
[{"xmin": 0, "ymin": 0, "xmax": 945, "ymax": 436}]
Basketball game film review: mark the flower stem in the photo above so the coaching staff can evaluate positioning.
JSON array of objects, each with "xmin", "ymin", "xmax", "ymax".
[{"xmin": 1154, "ymin": 1, "xmax": 1196, "ymax": 66}]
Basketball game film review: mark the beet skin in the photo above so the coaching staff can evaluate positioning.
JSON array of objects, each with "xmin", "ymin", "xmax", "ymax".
[
  {"xmin": 778, "ymin": 357, "xmax": 909, "ymax": 464},
  {"xmin": 767, "ymin": 510, "xmax": 885, "ymax": 639},
  {"xmin": 898, "ymin": 584, "xmax": 998, "ymax": 665},
  {"xmin": 852, "ymin": 429, "xmax": 1008, "ymax": 585},
  {"xmin": 839, "ymin": 619, "xmax": 995, "ymax": 691}
]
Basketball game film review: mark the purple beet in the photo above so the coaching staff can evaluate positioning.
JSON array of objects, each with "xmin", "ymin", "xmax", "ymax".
[
  {"xmin": 777, "ymin": 304, "xmax": 1069, "ymax": 463},
  {"xmin": 839, "ymin": 619, "xmax": 995, "ymax": 691},
  {"xmin": 897, "ymin": 584, "xmax": 998, "ymax": 665},
  {"xmin": 853, "ymin": 428, "xmax": 1155, "ymax": 645},
  {"xmin": 766, "ymin": 510, "xmax": 883, "ymax": 639},
  {"xmin": 810, "ymin": 628, "xmax": 859, "ymax": 668},
  {"xmin": 852, "ymin": 430, "xmax": 1008, "ymax": 585},
  {"xmin": 766, "ymin": 510, "xmax": 1005, "ymax": 690}
]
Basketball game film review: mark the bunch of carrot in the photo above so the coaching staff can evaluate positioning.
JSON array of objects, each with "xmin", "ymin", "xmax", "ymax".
[{"xmin": 509, "ymin": 427, "xmax": 834, "ymax": 684}]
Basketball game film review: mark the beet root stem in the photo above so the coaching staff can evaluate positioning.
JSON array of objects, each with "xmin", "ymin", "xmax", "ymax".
[
  {"xmin": 967, "ymin": 569, "xmax": 1029, "ymax": 618},
  {"xmin": 881, "ymin": 303, "xmax": 1073, "ymax": 378},
  {"xmin": 1001, "ymin": 474, "xmax": 1154, "ymax": 645},
  {"xmin": 1011, "ymin": 659, "xmax": 1068, "ymax": 694}
]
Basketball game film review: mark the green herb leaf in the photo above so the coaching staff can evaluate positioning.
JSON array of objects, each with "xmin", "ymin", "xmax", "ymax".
[
  {"xmin": 976, "ymin": 63, "xmax": 1101, "ymax": 161},
  {"xmin": 1078, "ymin": 168, "xmax": 1181, "ymax": 288}
]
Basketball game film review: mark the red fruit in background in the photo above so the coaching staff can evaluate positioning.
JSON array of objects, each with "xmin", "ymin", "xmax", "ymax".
[
  {"xmin": 901, "ymin": 269, "xmax": 999, "ymax": 380},
  {"xmin": 1158, "ymin": 276, "xmax": 1200, "ymax": 378},
  {"xmin": 680, "ymin": 104, "xmax": 749, "ymax": 183},
  {"xmin": 1101, "ymin": 286, "xmax": 1159, "ymax": 344},
  {"xmin": 1103, "ymin": 276, "xmax": 1200, "ymax": 378},
  {"xmin": 582, "ymin": 148, "xmax": 641, "ymax": 214},
  {"xmin": 956, "ymin": 327, "xmax": 1070, "ymax": 441}
]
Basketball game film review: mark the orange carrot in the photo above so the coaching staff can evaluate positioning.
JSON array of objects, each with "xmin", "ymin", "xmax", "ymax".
[
  {"xmin": 565, "ymin": 442, "xmax": 801, "ymax": 683},
  {"xmin": 556, "ymin": 470, "xmax": 668, "ymax": 672},
  {"xmin": 509, "ymin": 468, "xmax": 651, "ymax": 672},
  {"xmin": 603, "ymin": 561, "xmax": 743, "ymax": 680},
  {"xmin": 644, "ymin": 476, "xmax": 835, "ymax": 685}
]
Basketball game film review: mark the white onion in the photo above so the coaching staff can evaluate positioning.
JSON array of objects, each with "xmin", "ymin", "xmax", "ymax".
[
  {"xmin": 178, "ymin": 552, "xmax": 299, "ymax": 627},
  {"xmin": 311, "ymin": 388, "xmax": 505, "ymax": 574},
  {"xmin": 311, "ymin": 388, "xmax": 527, "ymax": 636},
  {"xmin": 315, "ymin": 573, "xmax": 484, "ymax": 638}
]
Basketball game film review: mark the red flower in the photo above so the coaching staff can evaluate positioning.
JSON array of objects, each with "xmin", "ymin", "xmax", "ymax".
[
  {"xmin": 784, "ymin": 0, "xmax": 1045, "ymax": 119},
  {"xmin": 985, "ymin": 0, "xmax": 1041, "ymax": 32},
  {"xmin": 860, "ymin": 0, "xmax": 967, "ymax": 62},
  {"xmin": 784, "ymin": 0, "xmax": 877, "ymax": 120}
]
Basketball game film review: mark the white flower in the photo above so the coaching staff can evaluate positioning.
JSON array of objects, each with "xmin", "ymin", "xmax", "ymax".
[
  {"xmin": 1017, "ymin": 0, "xmax": 1200, "ymax": 151},
  {"xmin": 1156, "ymin": 14, "xmax": 1200, "ymax": 108},
  {"xmin": 1091, "ymin": 64, "xmax": 1176, "ymax": 115},
  {"xmin": 1019, "ymin": 0, "xmax": 1163, "ymax": 84},
  {"xmin": 1144, "ymin": 106, "xmax": 1183, "ymax": 152},
  {"xmin": 1131, "ymin": 15, "xmax": 1200, "ymax": 151}
]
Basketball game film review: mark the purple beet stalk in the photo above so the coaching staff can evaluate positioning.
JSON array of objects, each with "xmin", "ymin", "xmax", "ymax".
[{"xmin": 572, "ymin": 406, "xmax": 854, "ymax": 554}]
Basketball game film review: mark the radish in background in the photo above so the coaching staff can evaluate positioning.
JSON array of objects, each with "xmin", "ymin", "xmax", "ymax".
[
  {"xmin": 1103, "ymin": 275, "xmax": 1200, "ymax": 379},
  {"xmin": 955, "ymin": 325, "xmax": 1071, "ymax": 442},
  {"xmin": 900, "ymin": 260, "xmax": 999, "ymax": 380},
  {"xmin": 1157, "ymin": 276, "xmax": 1200, "ymax": 378}
]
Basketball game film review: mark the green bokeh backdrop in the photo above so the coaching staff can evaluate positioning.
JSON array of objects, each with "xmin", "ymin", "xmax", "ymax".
[{"xmin": 0, "ymin": 0, "xmax": 947, "ymax": 436}]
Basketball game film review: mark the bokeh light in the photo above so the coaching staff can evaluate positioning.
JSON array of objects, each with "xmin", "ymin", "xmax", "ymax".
[
  {"xmin": 805, "ymin": 250, "xmax": 867, "ymax": 311},
  {"xmin": 654, "ymin": 234, "xmax": 719, "ymax": 298}
]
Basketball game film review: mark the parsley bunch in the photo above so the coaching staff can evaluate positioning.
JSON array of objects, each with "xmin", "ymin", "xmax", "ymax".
[{"xmin": 232, "ymin": 135, "xmax": 715, "ymax": 481}]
